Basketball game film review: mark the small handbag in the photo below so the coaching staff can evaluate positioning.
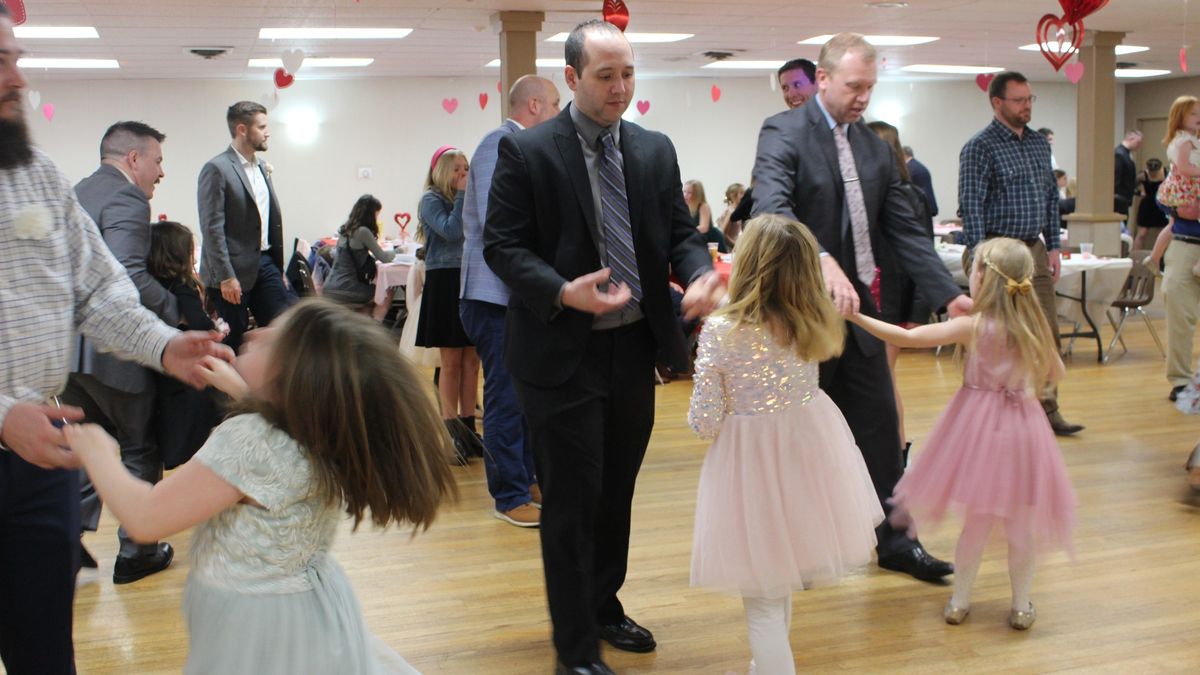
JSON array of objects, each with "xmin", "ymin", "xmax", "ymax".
[{"xmin": 343, "ymin": 240, "xmax": 378, "ymax": 284}]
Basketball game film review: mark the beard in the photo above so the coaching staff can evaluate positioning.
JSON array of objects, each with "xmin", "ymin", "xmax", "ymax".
[
  {"xmin": 253, "ymin": 139, "xmax": 268, "ymax": 152},
  {"xmin": 0, "ymin": 113, "xmax": 33, "ymax": 170},
  {"xmin": 1002, "ymin": 108, "xmax": 1031, "ymax": 129}
]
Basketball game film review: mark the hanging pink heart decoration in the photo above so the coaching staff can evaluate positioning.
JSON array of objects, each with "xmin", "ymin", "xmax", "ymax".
[
  {"xmin": 41, "ymin": 103, "xmax": 55, "ymax": 122},
  {"xmin": 975, "ymin": 73, "xmax": 995, "ymax": 93},
  {"xmin": 442, "ymin": 98, "xmax": 459, "ymax": 114},
  {"xmin": 603, "ymin": 0, "xmax": 630, "ymax": 32},
  {"xmin": 479, "ymin": 92, "xmax": 489, "ymax": 110},
  {"xmin": 710, "ymin": 85, "xmax": 722, "ymax": 103},
  {"xmin": 636, "ymin": 100, "xmax": 650, "ymax": 115},
  {"xmin": 1035, "ymin": 13, "xmax": 1083, "ymax": 72},
  {"xmin": 1058, "ymin": 0, "xmax": 1109, "ymax": 22},
  {"xmin": 1064, "ymin": 61, "xmax": 1085, "ymax": 84},
  {"xmin": 273, "ymin": 68, "xmax": 295, "ymax": 89},
  {"xmin": 7, "ymin": 1, "xmax": 25, "ymax": 25},
  {"xmin": 1182, "ymin": 47, "xmax": 1189, "ymax": 74}
]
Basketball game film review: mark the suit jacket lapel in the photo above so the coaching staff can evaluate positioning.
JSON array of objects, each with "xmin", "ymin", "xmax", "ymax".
[
  {"xmin": 225, "ymin": 147, "xmax": 256, "ymax": 204},
  {"xmin": 619, "ymin": 120, "xmax": 643, "ymax": 241},
  {"xmin": 808, "ymin": 105, "xmax": 844, "ymax": 204},
  {"xmin": 552, "ymin": 112, "xmax": 602, "ymax": 251}
]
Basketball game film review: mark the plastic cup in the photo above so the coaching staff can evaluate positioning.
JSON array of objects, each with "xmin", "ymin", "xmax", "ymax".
[{"xmin": 1080, "ymin": 242, "xmax": 1094, "ymax": 259}]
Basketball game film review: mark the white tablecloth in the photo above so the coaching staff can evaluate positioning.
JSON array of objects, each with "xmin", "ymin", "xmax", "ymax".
[{"xmin": 374, "ymin": 259, "xmax": 414, "ymax": 306}]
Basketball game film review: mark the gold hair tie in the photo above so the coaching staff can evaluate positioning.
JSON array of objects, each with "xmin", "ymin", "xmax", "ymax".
[{"xmin": 1005, "ymin": 278, "xmax": 1033, "ymax": 297}]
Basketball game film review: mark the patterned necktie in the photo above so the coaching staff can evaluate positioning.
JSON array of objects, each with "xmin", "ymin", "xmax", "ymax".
[
  {"xmin": 597, "ymin": 130, "xmax": 642, "ymax": 302},
  {"xmin": 832, "ymin": 124, "xmax": 876, "ymax": 287}
]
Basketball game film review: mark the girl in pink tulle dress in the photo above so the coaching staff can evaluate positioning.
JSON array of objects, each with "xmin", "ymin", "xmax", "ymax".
[
  {"xmin": 689, "ymin": 215, "xmax": 884, "ymax": 675},
  {"xmin": 850, "ymin": 237, "xmax": 1076, "ymax": 632}
]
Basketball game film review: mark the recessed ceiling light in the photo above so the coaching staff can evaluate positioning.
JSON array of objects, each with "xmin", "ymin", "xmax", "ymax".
[
  {"xmin": 485, "ymin": 58, "xmax": 567, "ymax": 68},
  {"xmin": 259, "ymin": 28, "xmax": 412, "ymax": 40},
  {"xmin": 13, "ymin": 26, "xmax": 99, "ymax": 39},
  {"xmin": 1115, "ymin": 68, "xmax": 1171, "ymax": 78},
  {"xmin": 1018, "ymin": 42, "xmax": 1148, "ymax": 55},
  {"xmin": 901, "ymin": 64, "xmax": 1005, "ymax": 74},
  {"xmin": 18, "ymin": 57, "xmax": 118, "ymax": 69},
  {"xmin": 544, "ymin": 32, "xmax": 693, "ymax": 43},
  {"xmin": 799, "ymin": 34, "xmax": 937, "ymax": 46},
  {"xmin": 866, "ymin": 2, "xmax": 910, "ymax": 8},
  {"xmin": 248, "ymin": 57, "xmax": 374, "ymax": 68},
  {"xmin": 702, "ymin": 60, "xmax": 786, "ymax": 70}
]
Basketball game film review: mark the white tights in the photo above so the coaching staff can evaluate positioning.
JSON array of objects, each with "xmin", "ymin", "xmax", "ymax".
[
  {"xmin": 741, "ymin": 594, "xmax": 795, "ymax": 675},
  {"xmin": 950, "ymin": 515, "xmax": 1036, "ymax": 612}
]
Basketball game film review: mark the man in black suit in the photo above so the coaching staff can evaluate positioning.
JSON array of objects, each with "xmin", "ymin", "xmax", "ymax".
[
  {"xmin": 903, "ymin": 145, "xmax": 939, "ymax": 219},
  {"xmin": 1115, "ymin": 130, "xmax": 1143, "ymax": 218},
  {"xmin": 751, "ymin": 32, "xmax": 971, "ymax": 583},
  {"xmin": 485, "ymin": 20, "xmax": 723, "ymax": 675}
]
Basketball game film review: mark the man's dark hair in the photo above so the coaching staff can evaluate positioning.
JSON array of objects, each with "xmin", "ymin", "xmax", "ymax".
[
  {"xmin": 902, "ymin": 145, "xmax": 914, "ymax": 158},
  {"xmin": 1053, "ymin": 169, "xmax": 1067, "ymax": 180},
  {"xmin": 777, "ymin": 58, "xmax": 816, "ymax": 83},
  {"xmin": 100, "ymin": 121, "xmax": 165, "ymax": 161},
  {"xmin": 988, "ymin": 71, "xmax": 1028, "ymax": 101},
  {"xmin": 1037, "ymin": 127, "xmax": 1054, "ymax": 136},
  {"xmin": 564, "ymin": 19, "xmax": 625, "ymax": 75},
  {"xmin": 226, "ymin": 101, "xmax": 268, "ymax": 138}
]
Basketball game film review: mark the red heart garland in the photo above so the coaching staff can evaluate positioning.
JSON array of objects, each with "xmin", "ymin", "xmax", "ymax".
[
  {"xmin": 710, "ymin": 85, "xmax": 722, "ymax": 103},
  {"xmin": 1035, "ymin": 13, "xmax": 1083, "ymax": 72},
  {"xmin": 975, "ymin": 73, "xmax": 995, "ymax": 93},
  {"xmin": 479, "ymin": 92, "xmax": 489, "ymax": 110},
  {"xmin": 273, "ymin": 68, "xmax": 295, "ymax": 89},
  {"xmin": 6, "ymin": 1, "xmax": 26, "ymax": 26},
  {"xmin": 1058, "ymin": 0, "xmax": 1109, "ymax": 23},
  {"xmin": 603, "ymin": 0, "xmax": 630, "ymax": 32}
]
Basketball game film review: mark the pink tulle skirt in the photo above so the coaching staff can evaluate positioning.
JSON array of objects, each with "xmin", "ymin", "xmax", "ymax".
[
  {"xmin": 691, "ymin": 393, "xmax": 884, "ymax": 598},
  {"xmin": 891, "ymin": 387, "xmax": 1076, "ymax": 556}
]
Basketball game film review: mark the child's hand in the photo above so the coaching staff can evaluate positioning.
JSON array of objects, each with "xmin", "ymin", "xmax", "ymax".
[
  {"xmin": 63, "ymin": 423, "xmax": 119, "ymax": 461},
  {"xmin": 198, "ymin": 355, "xmax": 249, "ymax": 400}
]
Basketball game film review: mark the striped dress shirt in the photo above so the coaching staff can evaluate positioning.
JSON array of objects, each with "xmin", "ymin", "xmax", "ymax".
[{"xmin": 0, "ymin": 148, "xmax": 177, "ymax": 430}]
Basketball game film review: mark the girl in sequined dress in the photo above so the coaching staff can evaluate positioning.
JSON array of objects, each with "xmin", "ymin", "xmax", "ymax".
[
  {"xmin": 849, "ymin": 238, "xmax": 1076, "ymax": 632},
  {"xmin": 688, "ymin": 215, "xmax": 884, "ymax": 675}
]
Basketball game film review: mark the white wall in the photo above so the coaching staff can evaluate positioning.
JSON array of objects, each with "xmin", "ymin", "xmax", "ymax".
[{"xmin": 23, "ymin": 74, "xmax": 1085, "ymax": 244}]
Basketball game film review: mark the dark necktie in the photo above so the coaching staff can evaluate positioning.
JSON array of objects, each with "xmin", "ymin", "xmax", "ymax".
[{"xmin": 598, "ymin": 130, "xmax": 642, "ymax": 302}]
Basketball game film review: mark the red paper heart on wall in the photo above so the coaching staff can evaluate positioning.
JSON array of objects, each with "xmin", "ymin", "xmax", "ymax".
[
  {"xmin": 1058, "ymin": 0, "xmax": 1109, "ymax": 22},
  {"xmin": 1035, "ymin": 13, "xmax": 1083, "ymax": 72},
  {"xmin": 603, "ymin": 0, "xmax": 630, "ymax": 32},
  {"xmin": 710, "ymin": 85, "xmax": 722, "ymax": 102},
  {"xmin": 479, "ymin": 92, "xmax": 489, "ymax": 110},
  {"xmin": 975, "ymin": 73, "xmax": 995, "ymax": 93},
  {"xmin": 273, "ymin": 68, "xmax": 295, "ymax": 89},
  {"xmin": 7, "ymin": 1, "xmax": 25, "ymax": 25}
]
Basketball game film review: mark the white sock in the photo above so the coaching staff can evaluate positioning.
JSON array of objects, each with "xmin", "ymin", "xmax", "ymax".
[
  {"xmin": 742, "ymin": 594, "xmax": 796, "ymax": 675},
  {"xmin": 1008, "ymin": 536, "xmax": 1036, "ymax": 611},
  {"xmin": 950, "ymin": 515, "xmax": 994, "ymax": 609}
]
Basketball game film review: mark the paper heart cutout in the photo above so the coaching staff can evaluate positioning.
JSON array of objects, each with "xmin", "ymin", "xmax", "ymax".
[
  {"xmin": 394, "ymin": 212, "xmax": 412, "ymax": 229},
  {"xmin": 27, "ymin": 90, "xmax": 40, "ymax": 111},
  {"xmin": 710, "ymin": 85, "xmax": 721, "ymax": 103},
  {"xmin": 260, "ymin": 90, "xmax": 279, "ymax": 110},
  {"xmin": 636, "ymin": 100, "xmax": 650, "ymax": 115},
  {"xmin": 975, "ymin": 73, "xmax": 995, "ymax": 93},
  {"xmin": 42, "ymin": 103, "xmax": 55, "ymax": 122},
  {"xmin": 603, "ymin": 0, "xmax": 630, "ymax": 32},
  {"xmin": 7, "ymin": 0, "xmax": 26, "ymax": 26},
  {"xmin": 1064, "ymin": 61, "xmax": 1085, "ymax": 84},
  {"xmin": 497, "ymin": 81, "xmax": 502, "ymax": 94},
  {"xmin": 158, "ymin": 213, "xmax": 169, "ymax": 222},
  {"xmin": 442, "ymin": 98, "xmax": 459, "ymax": 114},
  {"xmin": 1182, "ymin": 47, "xmax": 1190, "ymax": 74},
  {"xmin": 1036, "ymin": 13, "xmax": 1083, "ymax": 72},
  {"xmin": 274, "ymin": 68, "xmax": 295, "ymax": 89},
  {"xmin": 1058, "ymin": 0, "xmax": 1109, "ymax": 22},
  {"xmin": 479, "ymin": 92, "xmax": 489, "ymax": 110},
  {"xmin": 281, "ymin": 49, "xmax": 305, "ymax": 75}
]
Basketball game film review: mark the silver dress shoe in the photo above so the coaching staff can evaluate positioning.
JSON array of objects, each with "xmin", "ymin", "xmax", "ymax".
[
  {"xmin": 943, "ymin": 601, "xmax": 970, "ymax": 625},
  {"xmin": 1008, "ymin": 602, "xmax": 1036, "ymax": 630}
]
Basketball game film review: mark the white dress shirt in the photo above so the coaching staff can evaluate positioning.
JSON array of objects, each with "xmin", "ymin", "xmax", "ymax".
[{"xmin": 232, "ymin": 146, "xmax": 271, "ymax": 251}]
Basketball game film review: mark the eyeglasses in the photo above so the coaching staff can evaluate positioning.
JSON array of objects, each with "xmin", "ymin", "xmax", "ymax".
[{"xmin": 1001, "ymin": 95, "xmax": 1037, "ymax": 105}]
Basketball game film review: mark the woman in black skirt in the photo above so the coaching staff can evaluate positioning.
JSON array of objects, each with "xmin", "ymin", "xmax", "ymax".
[{"xmin": 415, "ymin": 146, "xmax": 481, "ymax": 442}]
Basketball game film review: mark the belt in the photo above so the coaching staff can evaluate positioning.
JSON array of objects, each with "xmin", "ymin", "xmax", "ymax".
[
  {"xmin": 985, "ymin": 233, "xmax": 1041, "ymax": 247},
  {"xmin": 1173, "ymin": 233, "xmax": 1200, "ymax": 246}
]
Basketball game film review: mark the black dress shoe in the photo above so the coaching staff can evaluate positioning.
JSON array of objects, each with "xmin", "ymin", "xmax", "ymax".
[
  {"xmin": 598, "ymin": 615, "xmax": 656, "ymax": 653},
  {"xmin": 1170, "ymin": 385, "xmax": 1186, "ymax": 402},
  {"xmin": 555, "ymin": 661, "xmax": 615, "ymax": 675},
  {"xmin": 113, "ymin": 542, "xmax": 174, "ymax": 585},
  {"xmin": 878, "ymin": 546, "xmax": 954, "ymax": 583},
  {"xmin": 80, "ymin": 542, "xmax": 98, "ymax": 569}
]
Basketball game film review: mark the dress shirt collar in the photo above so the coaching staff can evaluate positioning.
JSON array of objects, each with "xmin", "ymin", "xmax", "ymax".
[
  {"xmin": 107, "ymin": 162, "xmax": 136, "ymax": 185},
  {"xmin": 231, "ymin": 144, "xmax": 259, "ymax": 169},
  {"xmin": 814, "ymin": 94, "xmax": 839, "ymax": 131},
  {"xmin": 507, "ymin": 118, "xmax": 525, "ymax": 131},
  {"xmin": 988, "ymin": 117, "xmax": 1029, "ymax": 141},
  {"xmin": 569, "ymin": 102, "xmax": 620, "ymax": 149}
]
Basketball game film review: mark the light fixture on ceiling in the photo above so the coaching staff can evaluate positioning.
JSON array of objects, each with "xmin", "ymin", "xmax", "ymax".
[
  {"xmin": 485, "ymin": 58, "xmax": 567, "ymax": 67},
  {"xmin": 544, "ymin": 32, "xmax": 693, "ymax": 43},
  {"xmin": 702, "ymin": 60, "xmax": 786, "ymax": 70},
  {"xmin": 18, "ymin": 57, "xmax": 118, "ymax": 69},
  {"xmin": 259, "ymin": 28, "xmax": 412, "ymax": 40},
  {"xmin": 866, "ymin": 2, "xmax": 910, "ymax": 8},
  {"xmin": 901, "ymin": 64, "xmax": 1004, "ymax": 74},
  {"xmin": 1018, "ymin": 42, "xmax": 1148, "ymax": 55},
  {"xmin": 799, "ymin": 34, "xmax": 937, "ymax": 46},
  {"xmin": 1115, "ymin": 68, "xmax": 1171, "ymax": 78},
  {"xmin": 248, "ymin": 57, "xmax": 374, "ymax": 68},
  {"xmin": 13, "ymin": 26, "xmax": 99, "ymax": 39}
]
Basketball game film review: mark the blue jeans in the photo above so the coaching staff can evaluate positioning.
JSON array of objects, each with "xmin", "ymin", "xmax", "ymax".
[
  {"xmin": 459, "ymin": 299, "xmax": 536, "ymax": 512},
  {"xmin": 211, "ymin": 252, "xmax": 296, "ymax": 352}
]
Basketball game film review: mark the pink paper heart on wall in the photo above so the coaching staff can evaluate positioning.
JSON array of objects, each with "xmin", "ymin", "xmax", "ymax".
[
  {"xmin": 975, "ymin": 73, "xmax": 995, "ymax": 92},
  {"xmin": 636, "ymin": 100, "xmax": 650, "ymax": 115},
  {"xmin": 479, "ymin": 92, "xmax": 489, "ymax": 110},
  {"xmin": 41, "ymin": 103, "xmax": 54, "ymax": 122},
  {"xmin": 710, "ymin": 85, "xmax": 721, "ymax": 103},
  {"xmin": 442, "ymin": 98, "xmax": 459, "ymax": 114},
  {"xmin": 1064, "ymin": 61, "xmax": 1085, "ymax": 83}
]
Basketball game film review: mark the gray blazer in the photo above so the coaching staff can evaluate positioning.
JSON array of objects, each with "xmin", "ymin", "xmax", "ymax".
[
  {"xmin": 73, "ymin": 164, "xmax": 179, "ymax": 394},
  {"xmin": 197, "ymin": 147, "xmax": 283, "ymax": 290}
]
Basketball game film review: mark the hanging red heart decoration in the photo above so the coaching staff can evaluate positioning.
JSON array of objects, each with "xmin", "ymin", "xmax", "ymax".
[
  {"xmin": 975, "ymin": 73, "xmax": 995, "ymax": 92},
  {"xmin": 1182, "ymin": 47, "xmax": 1189, "ymax": 74},
  {"xmin": 479, "ymin": 92, "xmax": 489, "ymax": 110},
  {"xmin": 710, "ymin": 85, "xmax": 721, "ymax": 103},
  {"xmin": 1058, "ymin": 0, "xmax": 1109, "ymax": 23},
  {"xmin": 6, "ymin": 1, "xmax": 26, "ymax": 26},
  {"xmin": 273, "ymin": 68, "xmax": 295, "ymax": 89},
  {"xmin": 1035, "ymin": 13, "xmax": 1084, "ymax": 72},
  {"xmin": 603, "ymin": 0, "xmax": 630, "ymax": 32}
]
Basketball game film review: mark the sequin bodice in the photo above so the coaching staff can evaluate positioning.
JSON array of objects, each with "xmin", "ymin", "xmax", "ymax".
[{"xmin": 688, "ymin": 315, "xmax": 820, "ymax": 439}]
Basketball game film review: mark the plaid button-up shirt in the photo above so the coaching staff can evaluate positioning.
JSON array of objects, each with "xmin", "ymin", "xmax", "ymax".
[
  {"xmin": 0, "ymin": 148, "xmax": 177, "ymax": 430},
  {"xmin": 958, "ymin": 119, "xmax": 1060, "ymax": 250}
]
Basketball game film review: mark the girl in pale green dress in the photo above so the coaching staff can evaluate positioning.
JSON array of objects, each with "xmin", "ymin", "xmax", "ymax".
[{"xmin": 66, "ymin": 299, "xmax": 458, "ymax": 674}]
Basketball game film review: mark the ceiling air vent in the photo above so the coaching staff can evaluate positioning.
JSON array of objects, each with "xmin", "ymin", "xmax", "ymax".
[{"xmin": 187, "ymin": 47, "xmax": 234, "ymax": 60}]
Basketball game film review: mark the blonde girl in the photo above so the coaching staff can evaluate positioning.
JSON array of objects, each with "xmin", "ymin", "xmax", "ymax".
[{"xmin": 1148, "ymin": 96, "xmax": 1200, "ymax": 270}]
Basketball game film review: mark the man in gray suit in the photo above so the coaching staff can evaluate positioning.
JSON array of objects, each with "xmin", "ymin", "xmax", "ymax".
[
  {"xmin": 198, "ymin": 101, "xmax": 290, "ymax": 351},
  {"xmin": 752, "ymin": 32, "xmax": 971, "ymax": 583},
  {"xmin": 64, "ymin": 121, "xmax": 178, "ymax": 583}
]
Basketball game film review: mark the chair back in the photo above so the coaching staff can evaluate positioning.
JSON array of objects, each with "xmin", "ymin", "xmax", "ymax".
[{"xmin": 1113, "ymin": 250, "xmax": 1155, "ymax": 308}]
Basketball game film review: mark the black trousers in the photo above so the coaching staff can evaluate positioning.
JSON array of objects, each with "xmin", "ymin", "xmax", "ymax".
[
  {"xmin": 512, "ymin": 321, "xmax": 656, "ymax": 668},
  {"xmin": 819, "ymin": 330, "xmax": 916, "ymax": 558},
  {"xmin": 210, "ymin": 252, "xmax": 294, "ymax": 352},
  {"xmin": 0, "ymin": 452, "xmax": 79, "ymax": 674}
]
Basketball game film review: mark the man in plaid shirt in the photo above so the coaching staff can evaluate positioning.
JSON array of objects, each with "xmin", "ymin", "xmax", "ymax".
[
  {"xmin": 958, "ymin": 70, "xmax": 1083, "ymax": 436},
  {"xmin": 0, "ymin": 7, "xmax": 233, "ymax": 672}
]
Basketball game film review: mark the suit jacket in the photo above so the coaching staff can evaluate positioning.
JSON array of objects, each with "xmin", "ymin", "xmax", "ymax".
[
  {"xmin": 73, "ymin": 164, "xmax": 179, "ymax": 394},
  {"xmin": 906, "ymin": 157, "xmax": 939, "ymax": 218},
  {"xmin": 1114, "ymin": 145, "xmax": 1137, "ymax": 214},
  {"xmin": 751, "ymin": 100, "xmax": 961, "ymax": 354},
  {"xmin": 197, "ymin": 147, "xmax": 283, "ymax": 290},
  {"xmin": 484, "ymin": 106, "xmax": 712, "ymax": 388},
  {"xmin": 461, "ymin": 119, "xmax": 521, "ymax": 306}
]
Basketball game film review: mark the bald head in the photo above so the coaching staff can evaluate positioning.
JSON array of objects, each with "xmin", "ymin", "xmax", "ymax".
[{"xmin": 508, "ymin": 75, "xmax": 561, "ymax": 128}]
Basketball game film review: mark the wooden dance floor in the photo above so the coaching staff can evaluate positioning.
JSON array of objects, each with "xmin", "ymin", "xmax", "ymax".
[{"xmin": 59, "ymin": 319, "xmax": 1200, "ymax": 673}]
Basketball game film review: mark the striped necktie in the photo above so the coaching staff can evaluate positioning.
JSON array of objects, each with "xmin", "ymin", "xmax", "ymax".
[
  {"xmin": 833, "ymin": 124, "xmax": 876, "ymax": 287},
  {"xmin": 598, "ymin": 130, "xmax": 642, "ymax": 302}
]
